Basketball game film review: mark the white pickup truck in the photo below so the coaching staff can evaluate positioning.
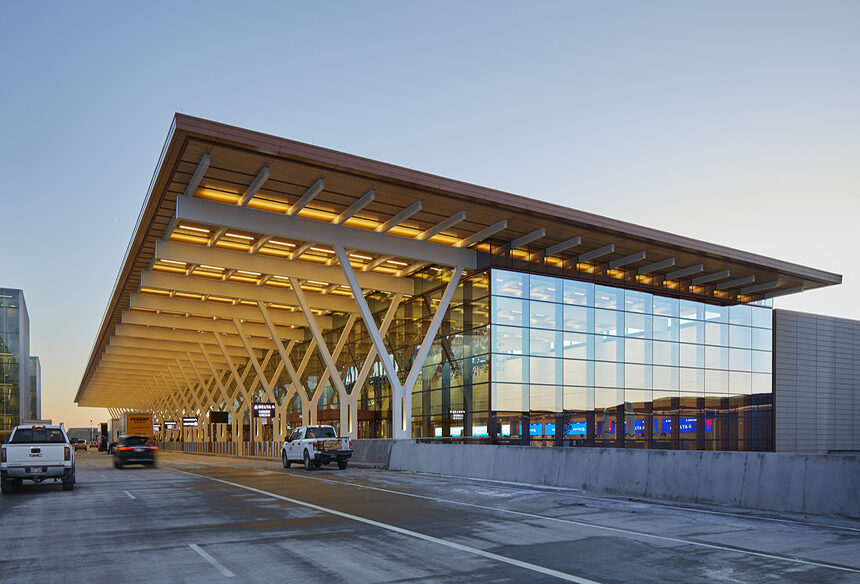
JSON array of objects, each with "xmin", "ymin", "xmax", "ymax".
[
  {"xmin": 281, "ymin": 425, "xmax": 353, "ymax": 471},
  {"xmin": 1, "ymin": 424, "xmax": 76, "ymax": 492}
]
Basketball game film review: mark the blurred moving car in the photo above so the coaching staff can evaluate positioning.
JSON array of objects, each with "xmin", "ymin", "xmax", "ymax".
[
  {"xmin": 89, "ymin": 441, "xmax": 97, "ymax": 448},
  {"xmin": 72, "ymin": 439, "xmax": 87, "ymax": 452},
  {"xmin": 113, "ymin": 435, "xmax": 157, "ymax": 469}
]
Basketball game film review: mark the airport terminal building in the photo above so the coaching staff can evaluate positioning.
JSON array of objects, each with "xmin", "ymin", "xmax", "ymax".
[{"xmin": 74, "ymin": 115, "xmax": 857, "ymax": 453}]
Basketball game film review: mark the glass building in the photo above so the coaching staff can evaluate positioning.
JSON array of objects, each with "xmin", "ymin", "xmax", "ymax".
[
  {"xmin": 74, "ymin": 115, "xmax": 843, "ymax": 453},
  {"xmin": 0, "ymin": 288, "xmax": 32, "ymax": 439}
]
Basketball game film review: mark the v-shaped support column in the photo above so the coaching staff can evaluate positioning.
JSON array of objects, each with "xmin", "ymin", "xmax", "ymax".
[{"xmin": 335, "ymin": 245, "xmax": 463, "ymax": 439}]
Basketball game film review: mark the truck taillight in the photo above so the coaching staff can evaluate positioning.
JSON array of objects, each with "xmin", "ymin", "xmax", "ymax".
[
  {"xmin": 312, "ymin": 442, "xmax": 319, "ymax": 450},
  {"xmin": 64, "ymin": 446, "xmax": 70, "ymax": 461},
  {"xmin": 1, "ymin": 447, "xmax": 6, "ymax": 463}
]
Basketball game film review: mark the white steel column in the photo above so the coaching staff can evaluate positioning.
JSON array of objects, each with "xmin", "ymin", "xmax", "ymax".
[{"xmin": 335, "ymin": 245, "xmax": 463, "ymax": 439}]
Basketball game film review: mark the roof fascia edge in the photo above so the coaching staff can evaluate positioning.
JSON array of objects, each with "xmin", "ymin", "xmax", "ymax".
[
  {"xmin": 74, "ymin": 115, "xmax": 182, "ymax": 404},
  {"xmin": 172, "ymin": 115, "xmax": 842, "ymax": 286}
]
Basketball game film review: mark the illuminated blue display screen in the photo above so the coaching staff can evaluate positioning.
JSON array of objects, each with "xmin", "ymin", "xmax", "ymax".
[
  {"xmin": 544, "ymin": 423, "xmax": 555, "ymax": 436},
  {"xmin": 567, "ymin": 422, "xmax": 587, "ymax": 435},
  {"xmin": 529, "ymin": 423, "xmax": 542, "ymax": 436}
]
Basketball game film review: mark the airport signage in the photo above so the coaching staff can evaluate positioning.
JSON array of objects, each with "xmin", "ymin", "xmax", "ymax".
[
  {"xmin": 252, "ymin": 403, "xmax": 276, "ymax": 418},
  {"xmin": 152, "ymin": 424, "xmax": 161, "ymax": 432},
  {"xmin": 209, "ymin": 411, "xmax": 229, "ymax": 424},
  {"xmin": 164, "ymin": 420, "xmax": 177, "ymax": 429},
  {"xmin": 182, "ymin": 417, "xmax": 198, "ymax": 427}
]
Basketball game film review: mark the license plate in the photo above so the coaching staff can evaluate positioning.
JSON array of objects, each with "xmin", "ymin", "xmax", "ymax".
[
  {"xmin": 135, "ymin": 448, "xmax": 144, "ymax": 453},
  {"xmin": 28, "ymin": 467, "xmax": 42, "ymax": 473}
]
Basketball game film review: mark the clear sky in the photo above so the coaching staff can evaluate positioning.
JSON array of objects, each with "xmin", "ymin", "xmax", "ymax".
[{"xmin": 1, "ymin": 2, "xmax": 857, "ymax": 428}]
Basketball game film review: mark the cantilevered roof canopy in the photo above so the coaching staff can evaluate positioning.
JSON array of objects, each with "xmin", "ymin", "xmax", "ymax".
[{"xmin": 75, "ymin": 114, "xmax": 841, "ymax": 408}]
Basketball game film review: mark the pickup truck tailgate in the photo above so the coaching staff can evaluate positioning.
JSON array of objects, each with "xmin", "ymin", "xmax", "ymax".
[
  {"xmin": 5, "ymin": 444, "xmax": 67, "ymax": 467},
  {"xmin": 320, "ymin": 439, "xmax": 348, "ymax": 451}
]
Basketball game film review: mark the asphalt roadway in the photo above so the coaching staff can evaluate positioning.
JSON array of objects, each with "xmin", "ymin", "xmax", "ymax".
[{"xmin": 1, "ymin": 450, "xmax": 859, "ymax": 584}]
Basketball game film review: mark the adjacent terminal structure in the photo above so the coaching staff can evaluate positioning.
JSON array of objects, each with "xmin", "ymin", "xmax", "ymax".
[
  {"xmin": 75, "ymin": 115, "xmax": 849, "ymax": 452},
  {"xmin": 1, "ymin": 288, "xmax": 41, "ymax": 439}
]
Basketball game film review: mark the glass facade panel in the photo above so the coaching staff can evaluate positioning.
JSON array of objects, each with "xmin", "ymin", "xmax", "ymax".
[{"xmin": 488, "ymin": 269, "xmax": 773, "ymax": 451}]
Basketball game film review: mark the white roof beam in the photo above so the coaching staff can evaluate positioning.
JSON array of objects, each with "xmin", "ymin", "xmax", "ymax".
[
  {"xmin": 376, "ymin": 201, "xmax": 422, "ymax": 233},
  {"xmin": 333, "ymin": 190, "xmax": 375, "ymax": 225},
  {"xmin": 509, "ymin": 228, "xmax": 546, "ymax": 250},
  {"xmin": 578, "ymin": 244, "xmax": 615, "ymax": 263},
  {"xmin": 715, "ymin": 275, "xmax": 756, "ymax": 291},
  {"xmin": 691, "ymin": 270, "xmax": 731, "ymax": 286},
  {"xmin": 638, "ymin": 258, "xmax": 676, "ymax": 275},
  {"xmin": 740, "ymin": 280, "xmax": 782, "ymax": 295},
  {"xmin": 666, "ymin": 264, "xmax": 704, "ymax": 280},
  {"xmin": 237, "ymin": 166, "xmax": 270, "ymax": 207},
  {"xmin": 456, "ymin": 220, "xmax": 508, "ymax": 248},
  {"xmin": 121, "ymin": 311, "xmax": 303, "ymax": 340},
  {"xmin": 129, "ymin": 292, "xmax": 328, "ymax": 328},
  {"xmin": 545, "ymin": 237, "xmax": 582, "ymax": 257},
  {"xmin": 140, "ymin": 270, "xmax": 359, "ymax": 313},
  {"xmin": 175, "ymin": 196, "xmax": 477, "ymax": 269},
  {"xmin": 114, "ymin": 324, "xmax": 275, "ymax": 348},
  {"xmin": 417, "ymin": 210, "xmax": 467, "ymax": 241},
  {"xmin": 106, "ymin": 337, "xmax": 248, "ymax": 359},
  {"xmin": 289, "ymin": 178, "xmax": 325, "ymax": 215},
  {"xmin": 608, "ymin": 251, "xmax": 646, "ymax": 270},
  {"xmin": 184, "ymin": 154, "xmax": 211, "ymax": 197},
  {"xmin": 155, "ymin": 240, "xmax": 412, "ymax": 295}
]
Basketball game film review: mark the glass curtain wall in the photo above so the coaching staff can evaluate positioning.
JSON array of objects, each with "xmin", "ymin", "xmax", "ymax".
[
  {"xmin": 490, "ymin": 269, "xmax": 773, "ymax": 451},
  {"xmin": 1, "ymin": 289, "xmax": 27, "ymax": 438}
]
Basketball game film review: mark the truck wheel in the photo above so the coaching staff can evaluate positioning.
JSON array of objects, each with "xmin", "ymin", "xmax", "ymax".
[
  {"xmin": 303, "ymin": 450, "xmax": 314, "ymax": 471},
  {"xmin": 338, "ymin": 461, "xmax": 348, "ymax": 470},
  {"xmin": 0, "ymin": 477, "xmax": 13, "ymax": 494},
  {"xmin": 62, "ymin": 474, "xmax": 74, "ymax": 491},
  {"xmin": 114, "ymin": 461, "xmax": 123, "ymax": 469},
  {"xmin": 282, "ymin": 452, "xmax": 291, "ymax": 469}
]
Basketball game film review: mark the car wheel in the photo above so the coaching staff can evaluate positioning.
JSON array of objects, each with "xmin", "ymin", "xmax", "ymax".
[
  {"xmin": 114, "ymin": 461, "xmax": 122, "ymax": 469},
  {"xmin": 0, "ymin": 477, "xmax": 14, "ymax": 494},
  {"xmin": 337, "ymin": 461, "xmax": 348, "ymax": 470},
  {"xmin": 282, "ymin": 451, "xmax": 291, "ymax": 469},
  {"xmin": 303, "ymin": 450, "xmax": 314, "ymax": 471}
]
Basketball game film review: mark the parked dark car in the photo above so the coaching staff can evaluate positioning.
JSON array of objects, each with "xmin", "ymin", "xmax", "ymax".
[
  {"xmin": 113, "ymin": 436, "xmax": 157, "ymax": 468},
  {"xmin": 72, "ymin": 438, "xmax": 87, "ymax": 452}
]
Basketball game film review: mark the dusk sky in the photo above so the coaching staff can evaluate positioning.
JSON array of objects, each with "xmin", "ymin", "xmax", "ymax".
[{"xmin": 1, "ymin": 1, "xmax": 857, "ymax": 427}]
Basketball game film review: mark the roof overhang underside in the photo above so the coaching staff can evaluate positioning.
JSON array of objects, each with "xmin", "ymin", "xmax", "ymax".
[{"xmin": 75, "ymin": 114, "xmax": 842, "ymax": 407}]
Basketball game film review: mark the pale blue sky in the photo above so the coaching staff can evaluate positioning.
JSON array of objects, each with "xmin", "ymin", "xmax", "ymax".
[{"xmin": 2, "ymin": 2, "xmax": 857, "ymax": 427}]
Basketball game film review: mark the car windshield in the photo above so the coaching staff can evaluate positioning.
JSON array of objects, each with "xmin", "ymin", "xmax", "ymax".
[
  {"xmin": 306, "ymin": 427, "xmax": 336, "ymax": 439},
  {"xmin": 121, "ymin": 436, "xmax": 149, "ymax": 446},
  {"xmin": 10, "ymin": 428, "xmax": 67, "ymax": 444}
]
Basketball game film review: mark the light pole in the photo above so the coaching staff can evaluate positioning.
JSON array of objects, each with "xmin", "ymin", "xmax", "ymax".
[{"xmin": 90, "ymin": 419, "xmax": 93, "ymax": 442}]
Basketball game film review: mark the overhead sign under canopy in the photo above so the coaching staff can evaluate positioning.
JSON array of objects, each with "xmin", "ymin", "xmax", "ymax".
[
  {"xmin": 182, "ymin": 417, "xmax": 198, "ymax": 427},
  {"xmin": 152, "ymin": 423, "xmax": 161, "ymax": 432},
  {"xmin": 252, "ymin": 403, "xmax": 276, "ymax": 418},
  {"xmin": 209, "ymin": 411, "xmax": 229, "ymax": 424},
  {"xmin": 164, "ymin": 420, "xmax": 177, "ymax": 429}
]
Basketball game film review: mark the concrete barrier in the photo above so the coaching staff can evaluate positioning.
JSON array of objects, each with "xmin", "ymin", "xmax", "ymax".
[
  {"xmin": 351, "ymin": 439, "xmax": 395, "ymax": 466},
  {"xmin": 388, "ymin": 442, "xmax": 860, "ymax": 518}
]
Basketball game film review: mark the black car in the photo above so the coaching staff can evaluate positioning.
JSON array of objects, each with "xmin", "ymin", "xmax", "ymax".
[
  {"xmin": 113, "ymin": 435, "xmax": 157, "ymax": 468},
  {"xmin": 72, "ymin": 438, "xmax": 87, "ymax": 452}
]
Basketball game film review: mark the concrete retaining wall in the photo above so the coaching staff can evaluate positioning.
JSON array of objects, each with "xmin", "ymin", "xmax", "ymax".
[{"xmin": 387, "ymin": 443, "xmax": 860, "ymax": 518}]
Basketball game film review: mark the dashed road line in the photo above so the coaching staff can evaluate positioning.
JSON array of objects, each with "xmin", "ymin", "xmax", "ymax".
[{"xmin": 123, "ymin": 490, "xmax": 136, "ymax": 500}]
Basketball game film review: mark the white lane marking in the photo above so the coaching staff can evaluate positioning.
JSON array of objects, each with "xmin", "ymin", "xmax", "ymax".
[
  {"xmin": 283, "ymin": 472, "xmax": 860, "ymax": 575},
  {"xmin": 123, "ymin": 490, "xmax": 136, "ymax": 500},
  {"xmin": 189, "ymin": 543, "xmax": 235, "ymax": 578},
  {"xmin": 176, "ymin": 470, "xmax": 602, "ymax": 584}
]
